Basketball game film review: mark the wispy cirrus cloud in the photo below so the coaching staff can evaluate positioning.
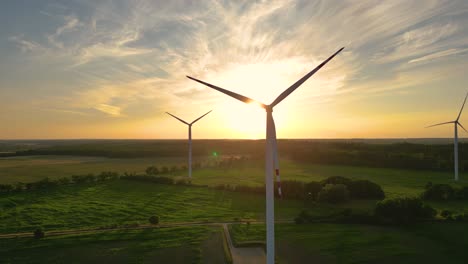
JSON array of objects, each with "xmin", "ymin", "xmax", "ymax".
[{"xmin": 1, "ymin": 0, "xmax": 468, "ymax": 138}]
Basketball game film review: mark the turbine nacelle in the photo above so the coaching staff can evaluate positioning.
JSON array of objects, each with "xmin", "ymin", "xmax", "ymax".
[{"xmin": 166, "ymin": 110, "xmax": 212, "ymax": 126}]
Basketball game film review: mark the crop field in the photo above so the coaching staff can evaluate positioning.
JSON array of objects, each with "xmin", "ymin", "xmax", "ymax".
[
  {"xmin": 0, "ymin": 226, "xmax": 227, "ymax": 264},
  {"xmin": 229, "ymin": 222, "xmax": 468, "ymax": 263}
]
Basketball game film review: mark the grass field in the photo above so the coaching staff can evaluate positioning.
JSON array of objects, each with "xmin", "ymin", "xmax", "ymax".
[
  {"xmin": 229, "ymin": 222, "xmax": 468, "ymax": 263},
  {"xmin": 2, "ymin": 155, "xmax": 468, "ymax": 197},
  {"xmin": 0, "ymin": 226, "xmax": 226, "ymax": 264},
  {"xmin": 0, "ymin": 180, "xmax": 308, "ymax": 233},
  {"xmin": 2, "ymin": 152, "xmax": 468, "ymax": 263},
  {"xmin": 0, "ymin": 155, "xmax": 188, "ymax": 184}
]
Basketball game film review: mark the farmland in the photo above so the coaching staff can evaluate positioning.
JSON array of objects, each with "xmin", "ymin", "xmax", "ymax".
[
  {"xmin": 0, "ymin": 226, "xmax": 226, "ymax": 264},
  {"xmin": 229, "ymin": 222, "xmax": 468, "ymax": 263},
  {"xmin": 1, "ymin": 139, "xmax": 468, "ymax": 263}
]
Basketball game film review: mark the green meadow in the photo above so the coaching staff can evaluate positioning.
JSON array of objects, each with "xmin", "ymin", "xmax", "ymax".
[
  {"xmin": 2, "ymin": 140, "xmax": 468, "ymax": 263},
  {"xmin": 0, "ymin": 226, "xmax": 227, "ymax": 264},
  {"xmin": 1, "ymin": 154, "xmax": 467, "ymax": 199},
  {"xmin": 0, "ymin": 180, "xmax": 305, "ymax": 233},
  {"xmin": 230, "ymin": 222, "xmax": 468, "ymax": 263}
]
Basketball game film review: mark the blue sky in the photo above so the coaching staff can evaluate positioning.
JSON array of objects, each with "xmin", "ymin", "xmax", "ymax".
[{"xmin": 1, "ymin": 0, "xmax": 468, "ymax": 139}]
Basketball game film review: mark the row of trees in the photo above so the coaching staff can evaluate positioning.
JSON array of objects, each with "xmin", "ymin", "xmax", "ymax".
[
  {"xmin": 296, "ymin": 197, "xmax": 439, "ymax": 225},
  {"xmin": 0, "ymin": 156, "xmax": 251, "ymax": 193},
  {"xmin": 10, "ymin": 140, "xmax": 468, "ymax": 172},
  {"xmin": 422, "ymin": 182, "xmax": 468, "ymax": 201},
  {"xmin": 214, "ymin": 176, "xmax": 385, "ymax": 203},
  {"xmin": 0, "ymin": 171, "xmax": 120, "ymax": 193},
  {"xmin": 145, "ymin": 156, "xmax": 251, "ymax": 176}
]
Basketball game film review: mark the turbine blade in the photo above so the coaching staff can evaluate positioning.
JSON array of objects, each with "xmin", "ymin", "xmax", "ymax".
[
  {"xmin": 425, "ymin": 121, "xmax": 454, "ymax": 128},
  {"xmin": 456, "ymin": 92, "xmax": 468, "ymax": 121},
  {"xmin": 270, "ymin": 47, "xmax": 344, "ymax": 107},
  {"xmin": 191, "ymin": 110, "xmax": 212, "ymax": 125},
  {"xmin": 458, "ymin": 122, "xmax": 468, "ymax": 133},
  {"xmin": 187, "ymin": 76, "xmax": 266, "ymax": 108},
  {"xmin": 166, "ymin": 112, "xmax": 189, "ymax": 125}
]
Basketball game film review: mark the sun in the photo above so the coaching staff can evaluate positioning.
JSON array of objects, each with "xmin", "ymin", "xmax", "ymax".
[
  {"xmin": 204, "ymin": 58, "xmax": 312, "ymax": 139},
  {"xmin": 221, "ymin": 101, "xmax": 266, "ymax": 139}
]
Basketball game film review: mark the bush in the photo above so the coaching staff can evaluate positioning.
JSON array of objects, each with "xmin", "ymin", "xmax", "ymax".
[
  {"xmin": 375, "ymin": 197, "xmax": 436, "ymax": 224},
  {"xmin": 145, "ymin": 166, "xmax": 160, "ymax": 176},
  {"xmin": 304, "ymin": 182, "xmax": 322, "ymax": 200},
  {"xmin": 440, "ymin": 210, "xmax": 453, "ymax": 220},
  {"xmin": 34, "ymin": 228, "xmax": 45, "ymax": 239},
  {"xmin": 121, "ymin": 175, "xmax": 173, "ymax": 185},
  {"xmin": 320, "ymin": 176, "xmax": 352, "ymax": 187},
  {"xmin": 334, "ymin": 209, "xmax": 376, "ymax": 224},
  {"xmin": 317, "ymin": 184, "xmax": 350, "ymax": 203},
  {"xmin": 149, "ymin": 215, "xmax": 160, "ymax": 225},
  {"xmin": 0, "ymin": 184, "xmax": 14, "ymax": 193},
  {"xmin": 455, "ymin": 214, "xmax": 466, "ymax": 221},
  {"xmin": 276, "ymin": 180, "xmax": 304, "ymax": 199},
  {"xmin": 348, "ymin": 180, "xmax": 385, "ymax": 200},
  {"xmin": 421, "ymin": 183, "xmax": 455, "ymax": 201},
  {"xmin": 456, "ymin": 186, "xmax": 468, "ymax": 200}
]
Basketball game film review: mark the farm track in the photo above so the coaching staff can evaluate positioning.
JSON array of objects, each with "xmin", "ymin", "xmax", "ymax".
[
  {"xmin": 223, "ymin": 223, "xmax": 265, "ymax": 264},
  {"xmin": 0, "ymin": 219, "xmax": 293, "ymax": 239}
]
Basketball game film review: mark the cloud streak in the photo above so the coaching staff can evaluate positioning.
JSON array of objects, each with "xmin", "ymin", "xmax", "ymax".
[{"xmin": 1, "ymin": 0, "xmax": 468, "ymax": 138}]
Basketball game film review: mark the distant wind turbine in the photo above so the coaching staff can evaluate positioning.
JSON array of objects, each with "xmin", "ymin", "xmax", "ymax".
[
  {"xmin": 187, "ymin": 47, "xmax": 344, "ymax": 264},
  {"xmin": 427, "ymin": 92, "xmax": 468, "ymax": 181},
  {"xmin": 166, "ymin": 110, "xmax": 212, "ymax": 179}
]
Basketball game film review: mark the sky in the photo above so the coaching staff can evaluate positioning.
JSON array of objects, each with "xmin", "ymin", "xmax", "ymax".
[{"xmin": 0, "ymin": 0, "xmax": 467, "ymax": 139}]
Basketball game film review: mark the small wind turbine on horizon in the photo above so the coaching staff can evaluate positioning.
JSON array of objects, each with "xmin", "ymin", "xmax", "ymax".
[
  {"xmin": 427, "ymin": 92, "xmax": 468, "ymax": 181},
  {"xmin": 187, "ymin": 47, "xmax": 344, "ymax": 264},
  {"xmin": 166, "ymin": 110, "xmax": 212, "ymax": 179}
]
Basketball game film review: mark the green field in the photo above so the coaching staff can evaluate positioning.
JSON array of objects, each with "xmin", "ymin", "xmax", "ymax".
[
  {"xmin": 0, "ymin": 180, "xmax": 307, "ymax": 233},
  {"xmin": 229, "ymin": 222, "xmax": 468, "ymax": 263},
  {"xmin": 2, "ymin": 143, "xmax": 468, "ymax": 263},
  {"xmin": 0, "ymin": 226, "xmax": 227, "ymax": 264},
  {"xmin": 0, "ymin": 155, "xmax": 186, "ymax": 184},
  {"xmin": 2, "ymin": 155, "xmax": 468, "ymax": 199}
]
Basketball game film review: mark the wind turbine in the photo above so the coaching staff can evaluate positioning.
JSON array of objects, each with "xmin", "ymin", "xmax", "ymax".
[
  {"xmin": 166, "ymin": 110, "xmax": 212, "ymax": 179},
  {"xmin": 427, "ymin": 92, "xmax": 468, "ymax": 181},
  {"xmin": 187, "ymin": 47, "xmax": 344, "ymax": 264}
]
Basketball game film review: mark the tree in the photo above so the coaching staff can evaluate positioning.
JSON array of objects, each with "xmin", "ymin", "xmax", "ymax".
[
  {"xmin": 304, "ymin": 182, "xmax": 322, "ymax": 200},
  {"xmin": 320, "ymin": 176, "xmax": 352, "ymax": 187},
  {"xmin": 375, "ymin": 197, "xmax": 436, "ymax": 224},
  {"xmin": 421, "ymin": 184, "xmax": 455, "ymax": 201},
  {"xmin": 170, "ymin": 165, "xmax": 178, "ymax": 175},
  {"xmin": 317, "ymin": 184, "xmax": 350, "ymax": 203},
  {"xmin": 149, "ymin": 215, "xmax": 160, "ymax": 225},
  {"xmin": 348, "ymin": 180, "xmax": 385, "ymax": 200},
  {"xmin": 146, "ymin": 166, "xmax": 160, "ymax": 176}
]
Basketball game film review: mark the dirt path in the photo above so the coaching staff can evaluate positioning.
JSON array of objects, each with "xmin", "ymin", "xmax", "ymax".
[
  {"xmin": 223, "ymin": 224, "xmax": 266, "ymax": 264},
  {"xmin": 0, "ymin": 220, "xmax": 293, "ymax": 239}
]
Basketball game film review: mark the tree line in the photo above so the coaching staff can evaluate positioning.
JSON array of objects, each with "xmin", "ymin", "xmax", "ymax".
[{"xmin": 6, "ymin": 140, "xmax": 468, "ymax": 172}]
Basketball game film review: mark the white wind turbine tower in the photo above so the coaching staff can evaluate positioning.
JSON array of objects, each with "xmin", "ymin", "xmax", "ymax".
[
  {"xmin": 166, "ymin": 110, "xmax": 212, "ymax": 179},
  {"xmin": 427, "ymin": 92, "xmax": 468, "ymax": 181},
  {"xmin": 187, "ymin": 47, "xmax": 344, "ymax": 264}
]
